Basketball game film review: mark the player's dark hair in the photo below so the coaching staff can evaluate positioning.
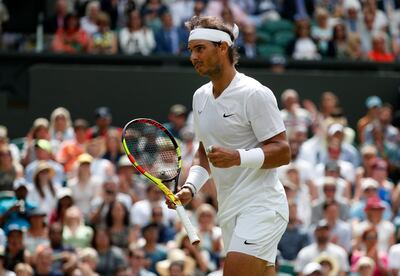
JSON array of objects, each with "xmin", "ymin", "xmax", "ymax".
[{"xmin": 185, "ymin": 16, "xmax": 239, "ymax": 65}]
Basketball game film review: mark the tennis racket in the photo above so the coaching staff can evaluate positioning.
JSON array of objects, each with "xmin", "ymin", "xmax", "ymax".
[{"xmin": 121, "ymin": 118, "xmax": 200, "ymax": 244}]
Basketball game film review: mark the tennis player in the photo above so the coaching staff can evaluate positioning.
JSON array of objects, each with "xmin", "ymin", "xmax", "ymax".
[{"xmin": 167, "ymin": 16, "xmax": 290, "ymax": 276}]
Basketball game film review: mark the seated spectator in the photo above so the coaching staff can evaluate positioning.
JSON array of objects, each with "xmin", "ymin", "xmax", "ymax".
[
  {"xmin": 86, "ymin": 106, "xmax": 122, "ymax": 140},
  {"xmin": 367, "ymin": 32, "xmax": 395, "ymax": 62},
  {"xmin": 86, "ymin": 138, "xmax": 115, "ymax": 181},
  {"xmin": 27, "ymin": 161, "xmax": 60, "ymax": 215},
  {"xmin": 68, "ymin": 153, "xmax": 102, "ymax": 219},
  {"xmin": 314, "ymin": 161, "xmax": 351, "ymax": 200},
  {"xmin": 0, "ymin": 245, "xmax": 15, "ymax": 276},
  {"xmin": 106, "ymin": 200, "xmax": 135, "ymax": 250},
  {"xmin": 140, "ymin": 0, "xmax": 168, "ymax": 33},
  {"xmin": 0, "ymin": 125, "xmax": 20, "ymax": 163},
  {"xmin": 32, "ymin": 245, "xmax": 62, "ymax": 276},
  {"xmin": 360, "ymin": 10, "xmax": 377, "ymax": 54},
  {"xmin": 101, "ymin": 0, "xmax": 136, "ymax": 30},
  {"xmin": 205, "ymin": 0, "xmax": 254, "ymax": 27},
  {"xmin": 44, "ymin": 0, "xmax": 68, "ymax": 34},
  {"xmin": 57, "ymin": 119, "xmax": 89, "ymax": 175},
  {"xmin": 102, "ymin": 129, "xmax": 123, "ymax": 166},
  {"xmin": 21, "ymin": 118, "xmax": 50, "ymax": 167},
  {"xmin": 126, "ymin": 247, "xmax": 156, "ymax": 276},
  {"xmin": 74, "ymin": 247, "xmax": 99, "ymax": 276},
  {"xmin": 286, "ymin": 20, "xmax": 320, "ymax": 60},
  {"xmin": 326, "ymin": 23, "xmax": 348, "ymax": 59},
  {"xmin": 14, "ymin": 263, "xmax": 34, "ymax": 276},
  {"xmin": 49, "ymin": 187, "xmax": 74, "ymax": 225},
  {"xmin": 156, "ymin": 248, "xmax": 196, "ymax": 276},
  {"xmin": 311, "ymin": 8, "xmax": 332, "ymax": 56},
  {"xmin": 369, "ymin": 159, "xmax": 394, "ymax": 204},
  {"xmin": 237, "ymin": 25, "xmax": 258, "ymax": 58},
  {"xmin": 63, "ymin": 206, "xmax": 93, "ymax": 249},
  {"xmin": 24, "ymin": 208, "xmax": 50, "ymax": 254},
  {"xmin": 141, "ymin": 223, "xmax": 167, "ymax": 274},
  {"xmin": 343, "ymin": 0, "xmax": 362, "ymax": 33},
  {"xmin": 25, "ymin": 139, "xmax": 64, "ymax": 185},
  {"xmin": 281, "ymin": 0, "xmax": 315, "ymax": 21},
  {"xmin": 149, "ymin": 205, "xmax": 176, "ymax": 244},
  {"xmin": 89, "ymin": 12, "xmax": 118, "ymax": 54},
  {"xmin": 49, "ymin": 107, "xmax": 74, "ymax": 155},
  {"xmin": 117, "ymin": 156, "xmax": 147, "ymax": 203},
  {"xmin": 92, "ymin": 227, "xmax": 127, "ymax": 276},
  {"xmin": 163, "ymin": 104, "xmax": 188, "ymax": 140},
  {"xmin": 119, "ymin": 10, "xmax": 156, "ymax": 56},
  {"xmin": 353, "ymin": 256, "xmax": 376, "ymax": 276},
  {"xmin": 345, "ymin": 32, "xmax": 365, "ymax": 60},
  {"xmin": 4, "ymin": 224, "xmax": 30, "ymax": 271},
  {"xmin": 80, "ymin": 1, "xmax": 100, "ymax": 36},
  {"xmin": 0, "ymin": 145, "xmax": 23, "ymax": 192},
  {"xmin": 155, "ymin": 11, "xmax": 188, "ymax": 55},
  {"xmin": 48, "ymin": 222, "xmax": 76, "ymax": 274},
  {"xmin": 52, "ymin": 13, "xmax": 90, "ymax": 54},
  {"xmin": 388, "ymin": 243, "xmax": 400, "ymax": 276},
  {"xmin": 351, "ymin": 227, "xmax": 389, "ymax": 275}
]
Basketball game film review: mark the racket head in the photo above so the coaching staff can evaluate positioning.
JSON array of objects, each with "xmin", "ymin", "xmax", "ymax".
[{"xmin": 121, "ymin": 118, "xmax": 182, "ymax": 185}]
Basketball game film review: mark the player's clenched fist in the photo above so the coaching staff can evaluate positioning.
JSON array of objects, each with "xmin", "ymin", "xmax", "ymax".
[{"xmin": 206, "ymin": 145, "xmax": 241, "ymax": 168}]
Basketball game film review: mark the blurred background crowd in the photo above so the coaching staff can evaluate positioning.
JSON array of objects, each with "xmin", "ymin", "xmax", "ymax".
[
  {"xmin": 0, "ymin": 89, "xmax": 400, "ymax": 276},
  {"xmin": 0, "ymin": 0, "xmax": 400, "ymax": 62}
]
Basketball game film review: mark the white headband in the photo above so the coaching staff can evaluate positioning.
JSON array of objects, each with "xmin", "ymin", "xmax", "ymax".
[{"xmin": 188, "ymin": 25, "xmax": 239, "ymax": 46}]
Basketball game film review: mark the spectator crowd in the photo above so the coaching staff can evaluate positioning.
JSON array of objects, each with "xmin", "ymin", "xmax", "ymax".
[
  {"xmin": 0, "ymin": 91, "xmax": 400, "ymax": 276},
  {"xmin": 0, "ymin": 0, "xmax": 400, "ymax": 62}
]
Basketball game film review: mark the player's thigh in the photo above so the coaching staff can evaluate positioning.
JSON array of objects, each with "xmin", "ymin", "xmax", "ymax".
[{"xmin": 223, "ymin": 251, "xmax": 270, "ymax": 276}]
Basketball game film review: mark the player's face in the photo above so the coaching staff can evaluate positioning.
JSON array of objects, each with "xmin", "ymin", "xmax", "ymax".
[{"xmin": 188, "ymin": 40, "xmax": 222, "ymax": 77}]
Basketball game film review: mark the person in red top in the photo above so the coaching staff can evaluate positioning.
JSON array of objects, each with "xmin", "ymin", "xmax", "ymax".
[
  {"xmin": 367, "ymin": 32, "xmax": 395, "ymax": 63},
  {"xmin": 52, "ymin": 12, "xmax": 90, "ymax": 53}
]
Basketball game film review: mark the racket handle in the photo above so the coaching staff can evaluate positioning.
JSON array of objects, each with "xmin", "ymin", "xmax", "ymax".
[{"xmin": 176, "ymin": 205, "xmax": 200, "ymax": 245}]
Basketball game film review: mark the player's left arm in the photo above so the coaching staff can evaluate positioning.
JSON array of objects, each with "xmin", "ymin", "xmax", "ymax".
[{"xmin": 207, "ymin": 131, "xmax": 290, "ymax": 169}]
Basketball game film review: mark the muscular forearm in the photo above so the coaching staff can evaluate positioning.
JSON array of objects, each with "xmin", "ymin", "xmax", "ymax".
[{"xmin": 260, "ymin": 140, "xmax": 291, "ymax": 169}]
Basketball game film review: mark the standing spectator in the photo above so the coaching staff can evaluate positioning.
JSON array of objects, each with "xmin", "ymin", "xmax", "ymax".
[
  {"xmin": 80, "ymin": 1, "xmax": 100, "ymax": 36},
  {"xmin": 68, "ymin": 153, "xmax": 102, "ymax": 219},
  {"xmin": 286, "ymin": 20, "xmax": 320, "ymax": 60},
  {"xmin": 278, "ymin": 201, "xmax": 311, "ymax": 262},
  {"xmin": 367, "ymin": 32, "xmax": 395, "ymax": 62},
  {"xmin": 126, "ymin": 247, "xmax": 156, "ymax": 276},
  {"xmin": 357, "ymin": 95, "xmax": 382, "ymax": 144},
  {"xmin": 0, "ymin": 145, "xmax": 23, "ymax": 192},
  {"xmin": 44, "ymin": 0, "xmax": 68, "ymax": 34},
  {"xmin": 351, "ymin": 227, "xmax": 389, "ymax": 275},
  {"xmin": 388, "ymin": 243, "xmax": 400, "ymax": 276},
  {"xmin": 21, "ymin": 118, "xmax": 50, "ymax": 167},
  {"xmin": 49, "ymin": 107, "xmax": 74, "ymax": 155},
  {"xmin": 63, "ymin": 206, "xmax": 93, "ymax": 249},
  {"xmin": 27, "ymin": 161, "xmax": 60, "ymax": 214},
  {"xmin": 280, "ymin": 89, "xmax": 313, "ymax": 136},
  {"xmin": 119, "ymin": 10, "xmax": 156, "ymax": 55},
  {"xmin": 25, "ymin": 139, "xmax": 65, "ymax": 185},
  {"xmin": 57, "ymin": 119, "xmax": 89, "ymax": 175},
  {"xmin": 89, "ymin": 12, "xmax": 118, "ymax": 54},
  {"xmin": 24, "ymin": 208, "xmax": 50, "ymax": 254},
  {"xmin": 155, "ymin": 11, "xmax": 188, "ymax": 55},
  {"xmin": 92, "ymin": 227, "xmax": 127, "ymax": 276},
  {"xmin": 294, "ymin": 220, "xmax": 349, "ymax": 276},
  {"xmin": 163, "ymin": 104, "xmax": 188, "ymax": 140},
  {"xmin": 52, "ymin": 13, "xmax": 90, "ymax": 53}
]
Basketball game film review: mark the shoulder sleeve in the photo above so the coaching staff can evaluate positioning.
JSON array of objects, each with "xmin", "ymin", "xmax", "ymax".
[{"xmin": 246, "ymin": 86, "xmax": 286, "ymax": 142}]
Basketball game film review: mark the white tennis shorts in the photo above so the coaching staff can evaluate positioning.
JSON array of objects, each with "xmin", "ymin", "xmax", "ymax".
[{"xmin": 221, "ymin": 207, "xmax": 288, "ymax": 264}]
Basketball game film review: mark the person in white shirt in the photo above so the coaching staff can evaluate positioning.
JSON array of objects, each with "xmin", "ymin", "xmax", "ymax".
[
  {"xmin": 167, "ymin": 15, "xmax": 290, "ymax": 275},
  {"xmin": 388, "ymin": 243, "xmax": 400, "ymax": 276}
]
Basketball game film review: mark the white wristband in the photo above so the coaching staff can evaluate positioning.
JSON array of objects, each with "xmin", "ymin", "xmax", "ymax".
[
  {"xmin": 185, "ymin": 165, "xmax": 210, "ymax": 194},
  {"xmin": 237, "ymin": 148, "xmax": 265, "ymax": 169}
]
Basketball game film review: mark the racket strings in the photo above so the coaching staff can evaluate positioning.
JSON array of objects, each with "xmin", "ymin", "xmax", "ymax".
[{"xmin": 125, "ymin": 122, "xmax": 179, "ymax": 180}]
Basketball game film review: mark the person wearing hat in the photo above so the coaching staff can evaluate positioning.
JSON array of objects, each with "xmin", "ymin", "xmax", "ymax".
[
  {"xmin": 156, "ymin": 248, "xmax": 196, "ymax": 276},
  {"xmin": 24, "ymin": 207, "xmax": 50, "ymax": 254},
  {"xmin": 350, "ymin": 178, "xmax": 392, "ymax": 223},
  {"xmin": 353, "ymin": 196, "xmax": 396, "ymax": 253},
  {"xmin": 294, "ymin": 219, "xmax": 349, "ymax": 276},
  {"xmin": 0, "ymin": 125, "xmax": 20, "ymax": 163},
  {"xmin": 0, "ymin": 178, "xmax": 36, "ymax": 233},
  {"xmin": 311, "ymin": 176, "xmax": 350, "ymax": 225},
  {"xmin": 117, "ymin": 155, "xmax": 147, "ymax": 202},
  {"xmin": 302, "ymin": 262, "xmax": 323, "ymax": 276},
  {"xmin": 4, "ymin": 224, "xmax": 29, "ymax": 271},
  {"xmin": 24, "ymin": 139, "xmax": 65, "ymax": 185},
  {"xmin": 163, "ymin": 104, "xmax": 188, "ymax": 140},
  {"xmin": 49, "ymin": 187, "xmax": 74, "ymax": 225},
  {"xmin": 21, "ymin": 117, "xmax": 50, "ymax": 167},
  {"xmin": 56, "ymin": 118, "xmax": 89, "ymax": 174},
  {"xmin": 67, "ymin": 153, "xmax": 102, "ymax": 219},
  {"xmin": 26, "ymin": 161, "xmax": 60, "ymax": 215},
  {"xmin": 86, "ymin": 106, "xmax": 122, "ymax": 140},
  {"xmin": 357, "ymin": 96, "xmax": 382, "ymax": 144},
  {"xmin": 49, "ymin": 107, "xmax": 74, "ymax": 146}
]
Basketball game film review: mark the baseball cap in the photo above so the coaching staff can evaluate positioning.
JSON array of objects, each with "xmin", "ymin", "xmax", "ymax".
[
  {"xmin": 35, "ymin": 139, "xmax": 52, "ymax": 153},
  {"xmin": 361, "ymin": 178, "xmax": 378, "ymax": 191},
  {"xmin": 7, "ymin": 224, "xmax": 26, "ymax": 234},
  {"xmin": 365, "ymin": 96, "xmax": 382, "ymax": 109},
  {"xmin": 0, "ymin": 126, "xmax": 7, "ymax": 138},
  {"xmin": 73, "ymin": 119, "xmax": 89, "ymax": 129},
  {"xmin": 56, "ymin": 187, "xmax": 73, "ymax": 200},
  {"xmin": 302, "ymin": 262, "xmax": 322, "ymax": 275},
  {"xmin": 32, "ymin": 118, "xmax": 49, "ymax": 129},
  {"xmin": 117, "ymin": 155, "xmax": 131, "ymax": 168},
  {"xmin": 325, "ymin": 160, "xmax": 340, "ymax": 172},
  {"xmin": 27, "ymin": 207, "xmax": 47, "ymax": 217},
  {"xmin": 13, "ymin": 178, "xmax": 29, "ymax": 190},
  {"xmin": 360, "ymin": 144, "xmax": 377, "ymax": 156},
  {"xmin": 356, "ymin": 256, "xmax": 375, "ymax": 269},
  {"xmin": 169, "ymin": 104, "xmax": 187, "ymax": 116},
  {"xmin": 77, "ymin": 153, "xmax": 93, "ymax": 164},
  {"xmin": 327, "ymin": 123, "xmax": 344, "ymax": 136},
  {"xmin": 323, "ymin": 176, "xmax": 337, "ymax": 187},
  {"xmin": 364, "ymin": 196, "xmax": 385, "ymax": 211},
  {"xmin": 315, "ymin": 219, "xmax": 330, "ymax": 230},
  {"xmin": 95, "ymin": 107, "xmax": 112, "ymax": 119}
]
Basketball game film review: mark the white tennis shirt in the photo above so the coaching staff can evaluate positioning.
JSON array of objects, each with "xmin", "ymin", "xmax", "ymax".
[{"xmin": 192, "ymin": 72, "xmax": 289, "ymax": 226}]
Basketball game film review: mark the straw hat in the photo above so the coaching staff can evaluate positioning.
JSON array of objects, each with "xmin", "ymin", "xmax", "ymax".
[
  {"xmin": 313, "ymin": 254, "xmax": 339, "ymax": 276},
  {"xmin": 156, "ymin": 248, "xmax": 195, "ymax": 276},
  {"xmin": 33, "ymin": 161, "xmax": 55, "ymax": 180}
]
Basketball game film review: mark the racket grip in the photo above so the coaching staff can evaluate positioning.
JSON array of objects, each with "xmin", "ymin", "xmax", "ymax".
[{"xmin": 176, "ymin": 205, "xmax": 200, "ymax": 245}]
